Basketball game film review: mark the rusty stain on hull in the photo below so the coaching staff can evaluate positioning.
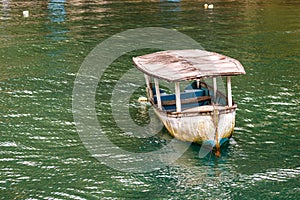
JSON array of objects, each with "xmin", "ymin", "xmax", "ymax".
[{"xmin": 154, "ymin": 105, "xmax": 236, "ymax": 144}]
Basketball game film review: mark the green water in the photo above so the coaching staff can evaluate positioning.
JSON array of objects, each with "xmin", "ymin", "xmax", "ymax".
[{"xmin": 1, "ymin": 0, "xmax": 299, "ymax": 199}]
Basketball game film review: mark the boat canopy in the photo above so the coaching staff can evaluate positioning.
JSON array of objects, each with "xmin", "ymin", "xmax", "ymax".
[{"xmin": 133, "ymin": 49, "xmax": 246, "ymax": 82}]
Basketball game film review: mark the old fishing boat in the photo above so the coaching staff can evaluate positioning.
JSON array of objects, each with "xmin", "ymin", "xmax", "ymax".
[{"xmin": 133, "ymin": 49, "xmax": 246, "ymax": 154}]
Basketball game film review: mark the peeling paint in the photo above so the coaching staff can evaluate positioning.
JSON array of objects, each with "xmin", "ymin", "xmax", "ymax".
[
  {"xmin": 133, "ymin": 49, "xmax": 246, "ymax": 82},
  {"xmin": 154, "ymin": 106, "xmax": 236, "ymax": 145}
]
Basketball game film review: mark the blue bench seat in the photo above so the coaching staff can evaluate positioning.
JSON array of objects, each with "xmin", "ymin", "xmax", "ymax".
[{"xmin": 153, "ymin": 88, "xmax": 211, "ymax": 111}]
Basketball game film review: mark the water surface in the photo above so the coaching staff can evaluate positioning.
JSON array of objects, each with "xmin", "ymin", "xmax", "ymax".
[{"xmin": 0, "ymin": 0, "xmax": 299, "ymax": 199}]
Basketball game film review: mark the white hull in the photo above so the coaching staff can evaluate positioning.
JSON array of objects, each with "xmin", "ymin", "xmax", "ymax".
[{"xmin": 153, "ymin": 105, "xmax": 236, "ymax": 144}]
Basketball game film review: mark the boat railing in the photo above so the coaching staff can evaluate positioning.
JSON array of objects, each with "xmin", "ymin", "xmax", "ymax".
[{"xmin": 152, "ymin": 88, "xmax": 211, "ymax": 112}]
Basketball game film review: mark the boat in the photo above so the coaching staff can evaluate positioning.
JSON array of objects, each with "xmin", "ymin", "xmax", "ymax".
[{"xmin": 133, "ymin": 49, "xmax": 246, "ymax": 156}]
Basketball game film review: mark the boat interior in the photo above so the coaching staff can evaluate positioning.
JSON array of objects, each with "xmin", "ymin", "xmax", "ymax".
[{"xmin": 151, "ymin": 80, "xmax": 227, "ymax": 112}]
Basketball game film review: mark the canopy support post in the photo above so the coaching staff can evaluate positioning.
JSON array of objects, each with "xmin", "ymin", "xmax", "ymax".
[
  {"xmin": 212, "ymin": 77, "xmax": 220, "ymax": 157},
  {"xmin": 196, "ymin": 79, "xmax": 200, "ymax": 89},
  {"xmin": 227, "ymin": 76, "xmax": 232, "ymax": 107},
  {"xmin": 175, "ymin": 82, "xmax": 181, "ymax": 112},
  {"xmin": 213, "ymin": 77, "xmax": 217, "ymax": 103},
  {"xmin": 154, "ymin": 78, "xmax": 162, "ymax": 109},
  {"xmin": 144, "ymin": 74, "xmax": 153, "ymax": 101}
]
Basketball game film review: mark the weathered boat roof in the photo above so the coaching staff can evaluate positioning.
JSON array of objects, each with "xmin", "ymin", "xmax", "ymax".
[{"xmin": 133, "ymin": 49, "xmax": 246, "ymax": 82}]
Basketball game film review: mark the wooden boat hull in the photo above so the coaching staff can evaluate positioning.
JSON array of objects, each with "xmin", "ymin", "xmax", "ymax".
[{"xmin": 153, "ymin": 105, "xmax": 236, "ymax": 145}]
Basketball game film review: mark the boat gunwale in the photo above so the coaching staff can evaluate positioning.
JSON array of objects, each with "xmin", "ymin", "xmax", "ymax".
[{"xmin": 150, "ymin": 101, "xmax": 237, "ymax": 118}]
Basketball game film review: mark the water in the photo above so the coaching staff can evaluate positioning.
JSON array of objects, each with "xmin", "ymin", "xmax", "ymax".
[{"xmin": 1, "ymin": 0, "xmax": 299, "ymax": 199}]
